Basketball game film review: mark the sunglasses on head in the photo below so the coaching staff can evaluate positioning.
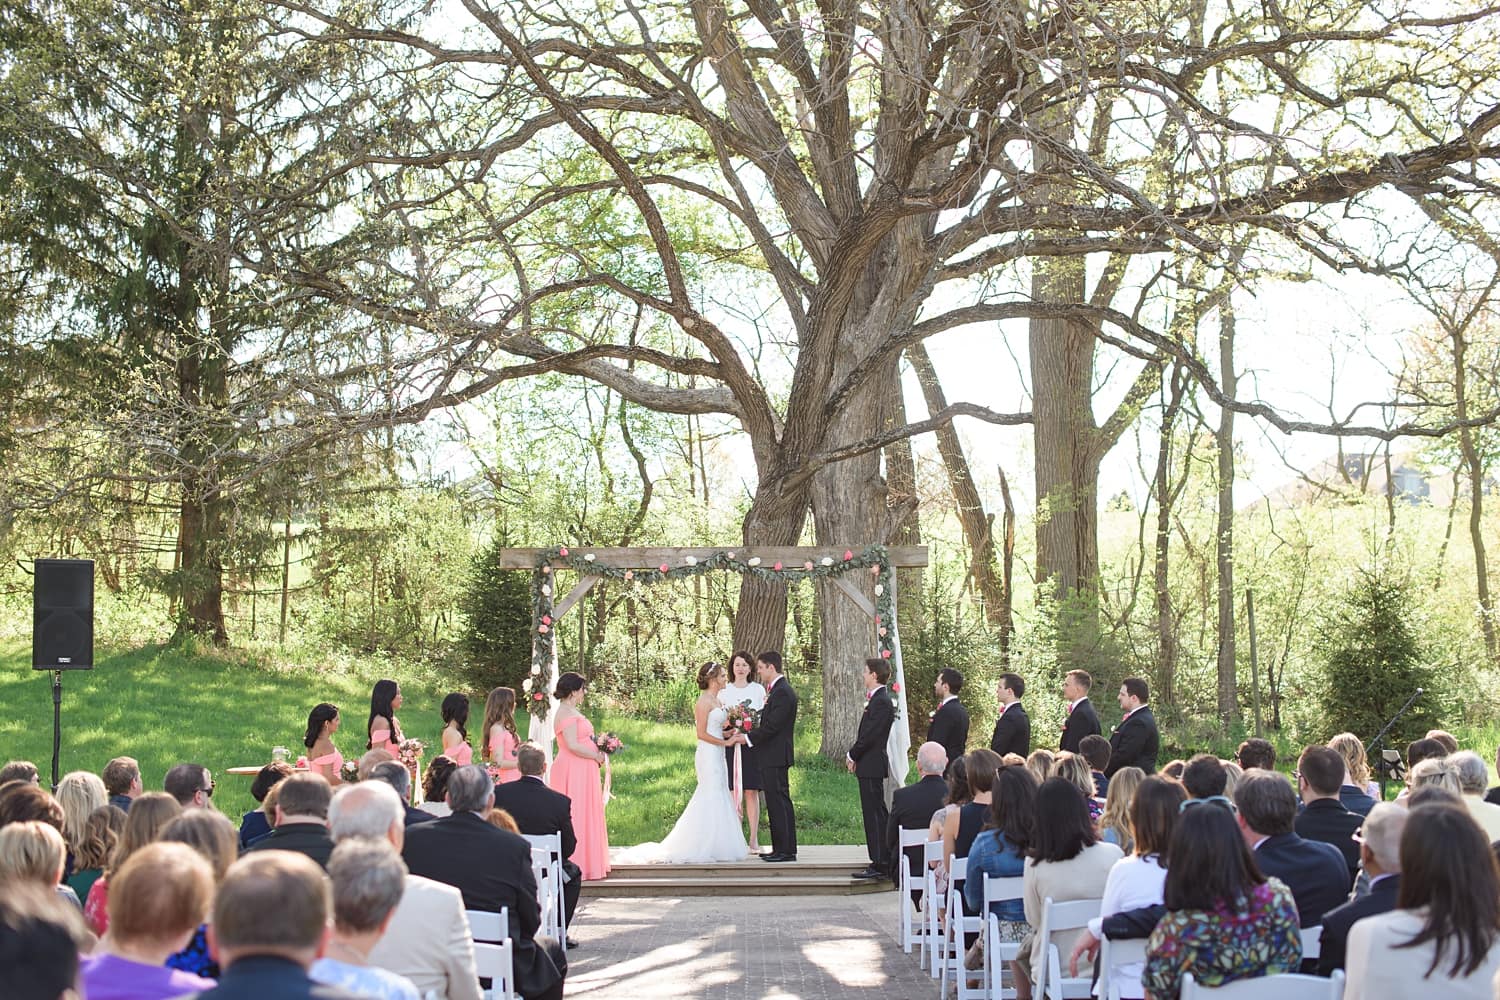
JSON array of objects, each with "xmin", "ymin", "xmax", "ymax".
[{"xmin": 1179, "ymin": 794, "xmax": 1236, "ymax": 814}]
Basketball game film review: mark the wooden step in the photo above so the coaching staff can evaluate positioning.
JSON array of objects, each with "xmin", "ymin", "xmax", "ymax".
[{"xmin": 583, "ymin": 874, "xmax": 892, "ymax": 897}]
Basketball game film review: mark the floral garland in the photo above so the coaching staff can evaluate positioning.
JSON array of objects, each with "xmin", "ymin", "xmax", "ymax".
[{"xmin": 527, "ymin": 545, "xmax": 898, "ymax": 688}]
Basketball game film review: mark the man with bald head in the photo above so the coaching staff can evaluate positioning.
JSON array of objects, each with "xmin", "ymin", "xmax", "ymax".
[
  {"xmin": 328, "ymin": 782, "xmax": 479, "ymax": 1000},
  {"xmin": 885, "ymin": 742, "xmax": 950, "ymax": 908}
]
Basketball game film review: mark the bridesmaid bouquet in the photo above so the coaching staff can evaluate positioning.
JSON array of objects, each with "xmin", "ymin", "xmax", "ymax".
[
  {"xmin": 593, "ymin": 732, "xmax": 625, "ymax": 756},
  {"xmin": 398, "ymin": 739, "xmax": 426, "ymax": 766},
  {"xmin": 339, "ymin": 760, "xmax": 361, "ymax": 783},
  {"xmin": 723, "ymin": 703, "xmax": 759, "ymax": 735}
]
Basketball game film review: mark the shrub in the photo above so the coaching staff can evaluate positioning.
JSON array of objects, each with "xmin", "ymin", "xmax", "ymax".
[{"xmin": 457, "ymin": 527, "xmax": 534, "ymax": 694}]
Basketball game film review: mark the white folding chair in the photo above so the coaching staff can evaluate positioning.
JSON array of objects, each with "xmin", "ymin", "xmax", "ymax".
[
  {"xmin": 1097, "ymin": 933, "xmax": 1149, "ymax": 1000},
  {"xmin": 1034, "ymin": 896, "xmax": 1103, "ymax": 1000},
  {"xmin": 923, "ymin": 840, "xmax": 945, "ymax": 977},
  {"xmin": 466, "ymin": 907, "xmax": 508, "ymax": 943},
  {"xmin": 1181, "ymin": 970, "xmax": 1345, "ymax": 999},
  {"xmin": 938, "ymin": 858, "xmax": 987, "ymax": 1000},
  {"xmin": 981, "ymin": 873, "xmax": 1026, "ymax": 1000},
  {"xmin": 474, "ymin": 939, "xmax": 517, "ymax": 1000},
  {"xmin": 898, "ymin": 828, "xmax": 930, "ymax": 954},
  {"xmin": 524, "ymin": 832, "xmax": 568, "ymax": 952},
  {"xmin": 1300, "ymin": 925, "xmax": 1322, "ymax": 962}
]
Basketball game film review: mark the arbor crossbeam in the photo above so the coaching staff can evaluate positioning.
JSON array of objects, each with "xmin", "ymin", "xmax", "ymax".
[{"xmin": 493, "ymin": 546, "xmax": 928, "ymax": 570}]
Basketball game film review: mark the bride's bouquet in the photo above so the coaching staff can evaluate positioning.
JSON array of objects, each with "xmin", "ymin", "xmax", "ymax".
[
  {"xmin": 593, "ymin": 732, "xmax": 625, "ymax": 756},
  {"xmin": 723, "ymin": 702, "xmax": 759, "ymax": 737}
]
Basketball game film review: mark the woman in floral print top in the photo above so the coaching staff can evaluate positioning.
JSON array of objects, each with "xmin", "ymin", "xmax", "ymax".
[{"xmin": 1142, "ymin": 800, "xmax": 1301, "ymax": 999}]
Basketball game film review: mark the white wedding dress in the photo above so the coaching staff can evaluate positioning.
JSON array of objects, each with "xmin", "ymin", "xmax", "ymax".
[{"xmin": 615, "ymin": 706, "xmax": 749, "ymax": 863}]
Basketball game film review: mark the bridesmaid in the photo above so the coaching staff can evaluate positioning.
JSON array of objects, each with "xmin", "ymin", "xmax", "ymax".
[
  {"xmin": 483, "ymin": 687, "xmax": 522, "ymax": 784},
  {"xmin": 440, "ymin": 693, "xmax": 474, "ymax": 765},
  {"xmin": 549, "ymin": 671, "xmax": 610, "ymax": 880},
  {"xmin": 303, "ymin": 703, "xmax": 343, "ymax": 785},
  {"xmin": 718, "ymin": 650, "xmax": 767, "ymax": 853},
  {"xmin": 366, "ymin": 679, "xmax": 404, "ymax": 753}
]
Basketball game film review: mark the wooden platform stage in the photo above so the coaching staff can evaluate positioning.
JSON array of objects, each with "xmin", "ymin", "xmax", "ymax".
[{"xmin": 584, "ymin": 844, "xmax": 893, "ymax": 897}]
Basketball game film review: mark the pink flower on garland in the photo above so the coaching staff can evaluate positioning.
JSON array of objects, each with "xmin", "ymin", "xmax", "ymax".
[
  {"xmin": 880, "ymin": 649, "xmax": 891, "ymax": 659},
  {"xmin": 802, "ymin": 560, "xmax": 814, "ymax": 571},
  {"xmin": 843, "ymin": 549, "xmax": 854, "ymax": 561},
  {"xmin": 541, "ymin": 615, "xmax": 552, "ymax": 626},
  {"xmin": 624, "ymin": 570, "xmax": 634, "ymax": 581},
  {"xmin": 890, "ymin": 681, "xmax": 900, "ymax": 692},
  {"xmin": 871, "ymin": 564, "xmax": 881, "ymax": 575},
  {"xmin": 559, "ymin": 546, "xmax": 569, "ymax": 556},
  {"xmin": 659, "ymin": 563, "xmax": 670, "ymax": 573},
  {"xmin": 538, "ymin": 624, "xmax": 550, "ymax": 634}
]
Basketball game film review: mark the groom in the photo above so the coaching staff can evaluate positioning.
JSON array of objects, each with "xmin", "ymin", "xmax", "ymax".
[{"xmin": 749, "ymin": 650, "xmax": 799, "ymax": 862}]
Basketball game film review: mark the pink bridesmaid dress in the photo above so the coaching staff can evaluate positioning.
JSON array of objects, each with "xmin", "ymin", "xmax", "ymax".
[
  {"xmin": 447, "ymin": 737, "xmax": 473, "ymax": 766},
  {"xmin": 310, "ymin": 749, "xmax": 344, "ymax": 784},
  {"xmin": 550, "ymin": 714, "xmax": 610, "ymax": 880},
  {"xmin": 371, "ymin": 721, "xmax": 419, "ymax": 798},
  {"xmin": 489, "ymin": 727, "xmax": 522, "ymax": 785}
]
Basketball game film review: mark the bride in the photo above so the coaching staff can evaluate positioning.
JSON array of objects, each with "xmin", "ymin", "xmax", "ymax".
[{"xmin": 616, "ymin": 661, "xmax": 750, "ymax": 863}]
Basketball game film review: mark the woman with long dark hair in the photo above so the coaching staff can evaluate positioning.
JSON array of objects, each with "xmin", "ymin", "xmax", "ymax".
[
  {"xmin": 1344, "ymin": 803, "xmax": 1500, "ymax": 998},
  {"xmin": 366, "ymin": 679, "xmax": 404, "ymax": 753},
  {"xmin": 439, "ymin": 692, "xmax": 473, "ymax": 766},
  {"xmin": 303, "ymin": 703, "xmax": 343, "ymax": 785},
  {"xmin": 1141, "ymin": 800, "xmax": 1300, "ymax": 998},
  {"xmin": 483, "ymin": 687, "xmax": 522, "ymax": 784},
  {"xmin": 548, "ymin": 671, "xmax": 610, "ymax": 880}
]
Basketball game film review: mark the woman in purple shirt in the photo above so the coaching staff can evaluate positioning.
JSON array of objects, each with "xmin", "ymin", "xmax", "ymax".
[{"xmin": 79, "ymin": 842, "xmax": 217, "ymax": 1000}]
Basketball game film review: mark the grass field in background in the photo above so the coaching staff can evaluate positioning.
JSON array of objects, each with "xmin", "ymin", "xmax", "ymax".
[{"xmin": 0, "ymin": 642, "xmax": 866, "ymax": 842}]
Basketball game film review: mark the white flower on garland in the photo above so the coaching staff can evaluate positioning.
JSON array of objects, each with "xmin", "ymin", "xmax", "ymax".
[
  {"xmin": 874, "ymin": 584, "xmax": 885, "ymax": 596},
  {"xmin": 584, "ymin": 553, "xmax": 596, "ymax": 562},
  {"xmin": 531, "ymin": 664, "xmax": 541, "ymax": 675},
  {"xmin": 541, "ymin": 585, "xmax": 552, "ymax": 597},
  {"xmin": 522, "ymin": 678, "xmax": 533, "ymax": 692},
  {"xmin": 726, "ymin": 551, "xmax": 735, "ymax": 560},
  {"xmin": 820, "ymin": 556, "xmax": 833, "ymax": 567},
  {"xmin": 685, "ymin": 555, "xmax": 698, "ymax": 566},
  {"xmin": 748, "ymin": 556, "xmax": 762, "ymax": 567}
]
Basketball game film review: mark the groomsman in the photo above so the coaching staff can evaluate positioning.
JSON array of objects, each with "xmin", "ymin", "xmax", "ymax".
[
  {"xmin": 926, "ymin": 668, "xmax": 969, "ymax": 769},
  {"xmin": 848, "ymin": 658, "xmax": 895, "ymax": 880},
  {"xmin": 1059, "ymin": 669, "xmax": 1101, "ymax": 753},
  {"xmin": 1107, "ymin": 677, "xmax": 1159, "ymax": 775},
  {"xmin": 989, "ymin": 672, "xmax": 1031, "ymax": 758}
]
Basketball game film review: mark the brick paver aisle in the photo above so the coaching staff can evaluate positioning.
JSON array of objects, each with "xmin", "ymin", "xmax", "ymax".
[{"xmin": 565, "ymin": 893, "xmax": 934, "ymax": 999}]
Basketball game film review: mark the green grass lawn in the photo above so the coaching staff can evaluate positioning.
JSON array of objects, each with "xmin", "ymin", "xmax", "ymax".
[{"xmin": 0, "ymin": 641, "xmax": 867, "ymax": 843}]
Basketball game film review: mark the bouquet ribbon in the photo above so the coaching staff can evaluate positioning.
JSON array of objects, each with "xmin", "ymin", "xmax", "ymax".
[
  {"xmin": 602, "ymin": 753, "xmax": 613, "ymax": 806},
  {"xmin": 733, "ymin": 744, "xmax": 744, "ymax": 817}
]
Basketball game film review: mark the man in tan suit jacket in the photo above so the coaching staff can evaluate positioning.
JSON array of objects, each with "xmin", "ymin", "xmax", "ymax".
[{"xmin": 329, "ymin": 781, "xmax": 481, "ymax": 1000}]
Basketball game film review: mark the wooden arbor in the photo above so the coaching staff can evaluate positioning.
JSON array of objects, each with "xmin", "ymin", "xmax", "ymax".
[{"xmin": 494, "ymin": 544, "xmax": 928, "ymax": 782}]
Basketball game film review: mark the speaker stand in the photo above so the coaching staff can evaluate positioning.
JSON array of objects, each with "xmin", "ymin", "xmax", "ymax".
[{"xmin": 50, "ymin": 669, "xmax": 63, "ymax": 789}]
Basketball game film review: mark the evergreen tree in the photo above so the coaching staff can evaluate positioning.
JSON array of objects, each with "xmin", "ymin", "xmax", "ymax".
[{"xmin": 459, "ymin": 527, "xmax": 534, "ymax": 694}]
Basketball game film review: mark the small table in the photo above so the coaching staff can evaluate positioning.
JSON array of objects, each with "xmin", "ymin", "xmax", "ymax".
[{"xmin": 226, "ymin": 764, "xmax": 311, "ymax": 776}]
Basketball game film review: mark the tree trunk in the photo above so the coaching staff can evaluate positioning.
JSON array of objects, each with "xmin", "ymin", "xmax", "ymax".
[
  {"xmin": 884, "ymin": 381, "xmax": 925, "ymax": 749},
  {"xmin": 997, "ymin": 466, "xmax": 1017, "ymax": 666},
  {"xmin": 1215, "ymin": 297, "xmax": 1240, "ymax": 723},
  {"xmin": 731, "ymin": 488, "xmax": 808, "ymax": 658},
  {"xmin": 1154, "ymin": 364, "xmax": 1186, "ymax": 709},
  {"xmin": 1451, "ymin": 324, "xmax": 1500, "ymax": 665}
]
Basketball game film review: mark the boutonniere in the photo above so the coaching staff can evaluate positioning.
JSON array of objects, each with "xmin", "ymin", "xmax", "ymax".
[{"xmin": 928, "ymin": 709, "xmax": 936, "ymax": 721}]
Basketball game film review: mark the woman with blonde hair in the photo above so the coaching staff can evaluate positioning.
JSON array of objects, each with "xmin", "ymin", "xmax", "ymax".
[
  {"xmin": 1222, "ymin": 761, "xmax": 1245, "ymax": 800},
  {"xmin": 1098, "ymin": 766, "xmax": 1144, "ymax": 851},
  {"xmin": 83, "ymin": 791, "xmax": 181, "ymax": 934},
  {"xmin": 1329, "ymin": 732, "xmax": 1379, "ymax": 808},
  {"xmin": 54, "ymin": 770, "xmax": 105, "ymax": 877},
  {"xmin": 160, "ymin": 810, "xmax": 239, "ymax": 979},
  {"xmin": 1405, "ymin": 757, "xmax": 1461, "ymax": 802},
  {"xmin": 65, "ymin": 803, "xmax": 125, "ymax": 903},
  {"xmin": 0, "ymin": 820, "xmax": 74, "ymax": 906},
  {"xmin": 1025, "ymin": 749, "xmax": 1055, "ymax": 785},
  {"xmin": 1054, "ymin": 752, "xmax": 1103, "ymax": 822}
]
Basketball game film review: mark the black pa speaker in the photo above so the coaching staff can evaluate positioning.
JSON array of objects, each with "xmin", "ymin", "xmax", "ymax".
[{"xmin": 33, "ymin": 559, "xmax": 94, "ymax": 670}]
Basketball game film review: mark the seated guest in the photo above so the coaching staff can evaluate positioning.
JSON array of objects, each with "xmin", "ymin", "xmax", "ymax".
[
  {"xmin": 328, "ymin": 782, "xmax": 480, "ymax": 1000},
  {"xmin": 928, "ymin": 756, "xmax": 970, "ymax": 899},
  {"xmin": 1345, "ymin": 804, "xmax": 1500, "ymax": 999},
  {"xmin": 104, "ymin": 756, "xmax": 143, "ymax": 813},
  {"xmin": 1233, "ymin": 770, "xmax": 1348, "ymax": 927},
  {"xmin": 0, "ymin": 821, "xmax": 76, "ymax": 907},
  {"xmin": 1449, "ymin": 750, "xmax": 1500, "ymax": 841},
  {"xmin": 1098, "ymin": 767, "xmax": 1144, "ymax": 851},
  {"xmin": 1024, "ymin": 749, "xmax": 1054, "ymax": 784},
  {"xmin": 0, "ymin": 783, "xmax": 65, "ymax": 831},
  {"xmin": 241, "ymin": 762, "xmax": 293, "ymax": 848},
  {"xmin": 358, "ymin": 748, "xmax": 397, "ymax": 781},
  {"xmin": 367, "ymin": 761, "xmax": 436, "ymax": 828},
  {"xmin": 419, "ymin": 756, "xmax": 458, "ymax": 818},
  {"xmin": 883, "ymin": 742, "xmax": 948, "ymax": 908},
  {"xmin": 1425, "ymin": 729, "xmax": 1460, "ymax": 755},
  {"xmin": 1079, "ymin": 735, "xmax": 1111, "ymax": 797},
  {"xmin": 1181, "ymin": 754, "xmax": 1227, "ymax": 801},
  {"xmin": 1487, "ymin": 743, "xmax": 1500, "ymax": 806},
  {"xmin": 493, "ymin": 742, "xmax": 583, "ymax": 931},
  {"xmin": 1326, "ymin": 733, "xmax": 1378, "ymax": 814},
  {"xmin": 84, "ymin": 792, "xmax": 181, "ymax": 934},
  {"xmin": 1141, "ymin": 800, "xmax": 1300, "ymax": 997},
  {"xmin": 55, "ymin": 771, "xmax": 105, "ymax": 875},
  {"xmin": 1070, "ymin": 776, "xmax": 1187, "ymax": 999},
  {"xmin": 195, "ymin": 852, "xmax": 361, "ymax": 999},
  {"xmin": 403, "ymin": 765, "xmax": 566, "ymax": 1000},
  {"xmin": 1293, "ymin": 745, "xmax": 1362, "ymax": 885},
  {"xmin": 1017, "ymin": 778, "xmax": 1123, "ymax": 998},
  {"xmin": 0, "ymin": 761, "xmax": 40, "ymax": 785},
  {"xmin": 1409, "ymin": 784, "xmax": 1462, "ymax": 808},
  {"xmin": 160, "ymin": 810, "xmax": 240, "ymax": 979},
  {"xmin": 1235, "ymin": 738, "xmax": 1276, "ymax": 772},
  {"xmin": 79, "ymin": 842, "xmax": 216, "ymax": 999},
  {"xmin": 243, "ymin": 773, "xmax": 335, "ymax": 869},
  {"xmin": 1159, "ymin": 759, "xmax": 1186, "ymax": 781},
  {"xmin": 65, "ymin": 804, "xmax": 124, "ymax": 903},
  {"xmin": 1053, "ymin": 752, "xmax": 1103, "ymax": 822},
  {"xmin": 1406, "ymin": 736, "xmax": 1448, "ymax": 771},
  {"xmin": 944, "ymin": 748, "xmax": 1002, "ymax": 869},
  {"xmin": 962, "ymin": 765, "xmax": 1037, "ymax": 972},
  {"xmin": 488, "ymin": 809, "xmax": 520, "ymax": 832},
  {"xmin": 312, "ymin": 840, "xmax": 420, "ymax": 999},
  {"xmin": 163, "ymin": 763, "xmax": 215, "ymax": 810},
  {"xmin": 1407, "ymin": 756, "xmax": 1461, "ymax": 800},
  {"xmin": 0, "ymin": 883, "xmax": 88, "ymax": 1000},
  {"xmin": 1317, "ymin": 802, "xmax": 1406, "ymax": 976},
  {"xmin": 1221, "ymin": 761, "xmax": 1244, "ymax": 799}
]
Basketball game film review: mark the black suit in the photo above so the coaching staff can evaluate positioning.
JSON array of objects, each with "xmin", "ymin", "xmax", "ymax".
[
  {"xmin": 241, "ymin": 822, "xmax": 335, "ymax": 870},
  {"xmin": 990, "ymin": 702, "xmax": 1030, "ymax": 758},
  {"xmin": 1317, "ymin": 874, "xmax": 1401, "ymax": 975},
  {"xmin": 1106, "ymin": 706, "xmax": 1159, "ymax": 775},
  {"xmin": 195, "ymin": 955, "xmax": 359, "ymax": 1000},
  {"xmin": 926, "ymin": 699, "xmax": 969, "ymax": 770},
  {"xmin": 403, "ymin": 803, "xmax": 437, "ymax": 828},
  {"xmin": 403, "ymin": 811, "xmax": 566, "ymax": 1000},
  {"xmin": 1294, "ymin": 798, "xmax": 1363, "ymax": 886},
  {"xmin": 751, "ymin": 674, "xmax": 799, "ymax": 856},
  {"xmin": 886, "ymin": 774, "xmax": 948, "ymax": 905},
  {"xmin": 1339, "ymin": 785, "xmax": 1377, "ymax": 816},
  {"xmin": 1059, "ymin": 698, "xmax": 1101, "ymax": 753},
  {"xmin": 493, "ymin": 775, "xmax": 581, "ymax": 926},
  {"xmin": 1253, "ymin": 832, "xmax": 1351, "ymax": 927},
  {"xmin": 849, "ymin": 686, "xmax": 895, "ymax": 871}
]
